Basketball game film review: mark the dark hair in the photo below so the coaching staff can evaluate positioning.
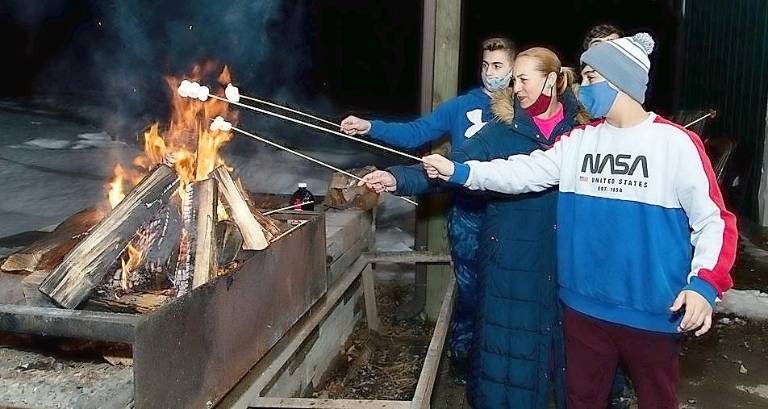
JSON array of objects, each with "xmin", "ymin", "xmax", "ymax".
[
  {"xmin": 481, "ymin": 37, "xmax": 517, "ymax": 61},
  {"xmin": 582, "ymin": 24, "xmax": 624, "ymax": 50}
]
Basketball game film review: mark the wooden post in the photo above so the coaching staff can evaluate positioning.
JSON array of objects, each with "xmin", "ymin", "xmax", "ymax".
[
  {"xmin": 360, "ymin": 264, "xmax": 381, "ymax": 332},
  {"xmin": 423, "ymin": 0, "xmax": 462, "ymax": 321},
  {"xmin": 398, "ymin": 0, "xmax": 439, "ymax": 323}
]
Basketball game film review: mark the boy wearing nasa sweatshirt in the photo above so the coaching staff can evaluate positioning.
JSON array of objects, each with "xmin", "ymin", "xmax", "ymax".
[{"xmin": 421, "ymin": 33, "xmax": 737, "ymax": 409}]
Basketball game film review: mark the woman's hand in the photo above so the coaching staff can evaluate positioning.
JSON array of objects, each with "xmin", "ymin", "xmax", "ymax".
[
  {"xmin": 340, "ymin": 115, "xmax": 372, "ymax": 135},
  {"xmin": 357, "ymin": 170, "xmax": 397, "ymax": 193},
  {"xmin": 422, "ymin": 154, "xmax": 455, "ymax": 181}
]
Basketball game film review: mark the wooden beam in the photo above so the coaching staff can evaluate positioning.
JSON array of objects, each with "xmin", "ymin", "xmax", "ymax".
[
  {"xmin": 39, "ymin": 165, "xmax": 179, "ymax": 309},
  {"xmin": 410, "ymin": 276, "xmax": 456, "ymax": 409},
  {"xmin": 364, "ymin": 251, "xmax": 452, "ymax": 264},
  {"xmin": 211, "ymin": 167, "xmax": 269, "ymax": 250},
  {"xmin": 0, "ymin": 304, "xmax": 139, "ymax": 343},
  {"xmin": 242, "ymin": 257, "xmax": 369, "ymax": 399},
  {"xmin": 247, "ymin": 398, "xmax": 410, "ymax": 409},
  {"xmin": 361, "ymin": 264, "xmax": 381, "ymax": 333}
]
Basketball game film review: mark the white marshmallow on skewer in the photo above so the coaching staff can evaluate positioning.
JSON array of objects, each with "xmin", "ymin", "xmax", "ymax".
[
  {"xmin": 177, "ymin": 80, "xmax": 192, "ymax": 97},
  {"xmin": 210, "ymin": 116, "xmax": 224, "ymax": 131},
  {"xmin": 197, "ymin": 85, "xmax": 210, "ymax": 102},
  {"xmin": 210, "ymin": 116, "xmax": 232, "ymax": 132},
  {"xmin": 225, "ymin": 84, "xmax": 240, "ymax": 103},
  {"xmin": 188, "ymin": 82, "xmax": 201, "ymax": 98}
]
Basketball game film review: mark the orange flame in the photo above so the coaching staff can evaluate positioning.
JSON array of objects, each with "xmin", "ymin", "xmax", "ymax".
[
  {"xmin": 120, "ymin": 242, "xmax": 144, "ymax": 290},
  {"xmin": 108, "ymin": 164, "xmax": 127, "ymax": 209},
  {"xmin": 106, "ymin": 65, "xmax": 237, "ymax": 219}
]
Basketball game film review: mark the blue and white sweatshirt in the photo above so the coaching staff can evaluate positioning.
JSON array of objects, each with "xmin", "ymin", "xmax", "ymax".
[
  {"xmin": 448, "ymin": 113, "xmax": 737, "ymax": 333},
  {"xmin": 369, "ymin": 87, "xmax": 492, "ymax": 151}
]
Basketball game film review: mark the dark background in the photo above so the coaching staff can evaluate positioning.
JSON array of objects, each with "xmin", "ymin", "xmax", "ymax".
[{"xmin": 1, "ymin": 0, "xmax": 766, "ymax": 220}]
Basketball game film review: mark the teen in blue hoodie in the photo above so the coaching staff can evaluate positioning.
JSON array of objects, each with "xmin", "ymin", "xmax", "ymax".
[{"xmin": 340, "ymin": 37, "xmax": 516, "ymax": 383}]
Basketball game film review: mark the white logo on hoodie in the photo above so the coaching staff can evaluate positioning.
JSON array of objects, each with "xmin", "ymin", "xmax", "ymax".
[{"xmin": 465, "ymin": 109, "xmax": 486, "ymax": 138}]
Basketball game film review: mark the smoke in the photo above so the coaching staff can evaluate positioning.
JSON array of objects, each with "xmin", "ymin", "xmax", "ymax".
[
  {"xmin": 21, "ymin": 1, "xmax": 328, "ymax": 141},
  {"xmin": 7, "ymin": 0, "xmax": 409, "ymax": 192}
]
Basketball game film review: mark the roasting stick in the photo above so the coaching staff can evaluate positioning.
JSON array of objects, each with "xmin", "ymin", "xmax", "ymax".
[
  {"xmin": 239, "ymin": 93, "xmax": 340, "ymax": 130},
  {"xmin": 271, "ymin": 220, "xmax": 310, "ymax": 242},
  {"xmin": 263, "ymin": 201, "xmax": 315, "ymax": 215},
  {"xmin": 206, "ymin": 94, "xmax": 425, "ymax": 163},
  {"xmin": 684, "ymin": 110, "xmax": 717, "ymax": 129},
  {"xmin": 220, "ymin": 123, "xmax": 418, "ymax": 206},
  {"xmin": 226, "ymin": 83, "xmax": 341, "ymax": 133}
]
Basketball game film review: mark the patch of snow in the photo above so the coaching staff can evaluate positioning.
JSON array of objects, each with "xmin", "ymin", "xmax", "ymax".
[
  {"xmin": 717, "ymin": 290, "xmax": 768, "ymax": 321},
  {"xmin": 736, "ymin": 384, "xmax": 768, "ymax": 400},
  {"xmin": 77, "ymin": 131, "xmax": 111, "ymax": 141},
  {"xmin": 375, "ymin": 227, "xmax": 414, "ymax": 252},
  {"xmin": 22, "ymin": 138, "xmax": 71, "ymax": 150}
]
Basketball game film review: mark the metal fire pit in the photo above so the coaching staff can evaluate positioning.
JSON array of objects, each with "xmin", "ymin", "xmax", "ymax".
[{"xmin": 0, "ymin": 211, "xmax": 326, "ymax": 409}]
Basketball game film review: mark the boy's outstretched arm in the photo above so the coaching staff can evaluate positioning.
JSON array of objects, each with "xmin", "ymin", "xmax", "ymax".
[{"xmin": 422, "ymin": 138, "xmax": 564, "ymax": 194}]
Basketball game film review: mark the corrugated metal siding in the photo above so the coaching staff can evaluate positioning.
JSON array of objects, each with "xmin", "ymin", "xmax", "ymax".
[{"xmin": 679, "ymin": 0, "xmax": 768, "ymax": 219}]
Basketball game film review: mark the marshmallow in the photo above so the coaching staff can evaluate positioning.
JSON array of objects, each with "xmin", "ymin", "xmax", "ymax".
[
  {"xmin": 210, "ymin": 116, "xmax": 232, "ymax": 132},
  {"xmin": 225, "ymin": 84, "xmax": 240, "ymax": 103},
  {"xmin": 210, "ymin": 116, "xmax": 223, "ymax": 131},
  {"xmin": 189, "ymin": 82, "xmax": 201, "ymax": 97},
  {"xmin": 197, "ymin": 86, "xmax": 209, "ymax": 102},
  {"xmin": 177, "ymin": 80, "xmax": 192, "ymax": 97}
]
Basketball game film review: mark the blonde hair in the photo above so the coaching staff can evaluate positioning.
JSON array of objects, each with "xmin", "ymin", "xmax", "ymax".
[
  {"xmin": 516, "ymin": 47, "xmax": 592, "ymax": 124},
  {"xmin": 516, "ymin": 47, "xmax": 577, "ymax": 96},
  {"xmin": 481, "ymin": 37, "xmax": 517, "ymax": 62}
]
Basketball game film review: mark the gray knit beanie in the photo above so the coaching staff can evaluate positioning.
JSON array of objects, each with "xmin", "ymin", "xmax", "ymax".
[{"xmin": 580, "ymin": 32, "xmax": 656, "ymax": 104}]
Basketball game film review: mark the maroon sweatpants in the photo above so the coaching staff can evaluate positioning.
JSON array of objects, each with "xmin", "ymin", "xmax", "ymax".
[{"xmin": 564, "ymin": 307, "xmax": 681, "ymax": 409}]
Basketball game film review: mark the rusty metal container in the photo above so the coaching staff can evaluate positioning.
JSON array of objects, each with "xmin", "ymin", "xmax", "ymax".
[{"xmin": 0, "ymin": 211, "xmax": 326, "ymax": 409}]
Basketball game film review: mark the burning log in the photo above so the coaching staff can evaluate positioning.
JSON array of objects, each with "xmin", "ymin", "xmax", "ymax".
[
  {"xmin": 211, "ymin": 167, "xmax": 269, "ymax": 250},
  {"xmin": 143, "ymin": 204, "xmax": 182, "ymax": 288},
  {"xmin": 216, "ymin": 220, "xmax": 244, "ymax": 266},
  {"xmin": 39, "ymin": 165, "xmax": 180, "ymax": 309},
  {"xmin": 1, "ymin": 208, "xmax": 105, "ymax": 274},
  {"xmin": 326, "ymin": 166, "xmax": 380, "ymax": 211},
  {"xmin": 192, "ymin": 178, "xmax": 218, "ymax": 288},
  {"xmin": 173, "ymin": 178, "xmax": 219, "ymax": 296},
  {"xmin": 235, "ymin": 177, "xmax": 282, "ymax": 241},
  {"xmin": 88, "ymin": 291, "xmax": 173, "ymax": 314},
  {"xmin": 91, "ymin": 204, "xmax": 180, "ymax": 302}
]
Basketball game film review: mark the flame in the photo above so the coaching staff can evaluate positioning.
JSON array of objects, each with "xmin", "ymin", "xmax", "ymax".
[
  {"xmin": 120, "ymin": 242, "xmax": 144, "ymax": 290},
  {"xmin": 218, "ymin": 66, "xmax": 232, "ymax": 86},
  {"xmin": 106, "ymin": 65, "xmax": 237, "ymax": 219},
  {"xmin": 108, "ymin": 164, "xmax": 127, "ymax": 209}
]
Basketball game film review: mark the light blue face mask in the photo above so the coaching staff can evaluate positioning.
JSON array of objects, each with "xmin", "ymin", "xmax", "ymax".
[
  {"xmin": 482, "ymin": 69, "xmax": 513, "ymax": 92},
  {"xmin": 578, "ymin": 81, "xmax": 619, "ymax": 118}
]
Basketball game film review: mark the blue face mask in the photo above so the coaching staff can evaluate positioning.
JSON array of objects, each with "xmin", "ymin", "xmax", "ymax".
[
  {"xmin": 578, "ymin": 81, "xmax": 618, "ymax": 118},
  {"xmin": 482, "ymin": 69, "xmax": 513, "ymax": 92}
]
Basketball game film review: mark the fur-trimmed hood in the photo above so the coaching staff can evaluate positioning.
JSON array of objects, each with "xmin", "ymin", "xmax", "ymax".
[{"xmin": 489, "ymin": 87, "xmax": 591, "ymax": 126}]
